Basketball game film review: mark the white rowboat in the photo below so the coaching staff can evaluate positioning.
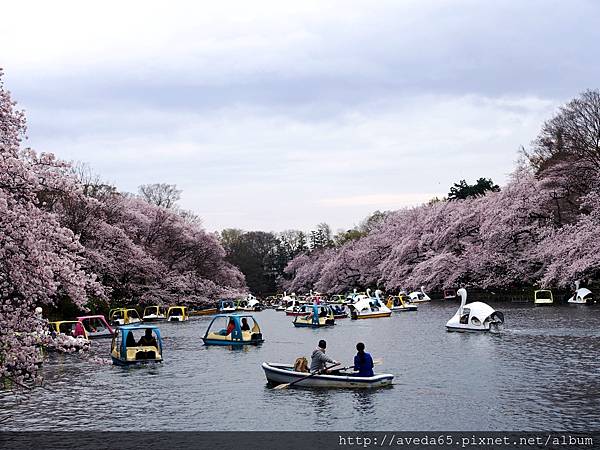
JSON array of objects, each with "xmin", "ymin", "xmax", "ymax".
[{"xmin": 262, "ymin": 362, "xmax": 393, "ymax": 388}]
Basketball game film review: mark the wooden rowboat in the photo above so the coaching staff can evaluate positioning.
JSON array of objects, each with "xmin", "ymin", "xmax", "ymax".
[{"xmin": 262, "ymin": 362, "xmax": 393, "ymax": 388}]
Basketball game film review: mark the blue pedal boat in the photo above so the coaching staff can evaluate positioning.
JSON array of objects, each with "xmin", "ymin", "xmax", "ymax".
[
  {"xmin": 202, "ymin": 314, "xmax": 264, "ymax": 346},
  {"xmin": 111, "ymin": 324, "xmax": 163, "ymax": 366},
  {"xmin": 292, "ymin": 304, "xmax": 335, "ymax": 328}
]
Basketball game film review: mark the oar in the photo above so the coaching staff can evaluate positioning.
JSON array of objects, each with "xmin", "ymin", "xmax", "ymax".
[
  {"xmin": 273, "ymin": 363, "xmax": 340, "ymax": 390},
  {"xmin": 333, "ymin": 359, "xmax": 384, "ymax": 373}
]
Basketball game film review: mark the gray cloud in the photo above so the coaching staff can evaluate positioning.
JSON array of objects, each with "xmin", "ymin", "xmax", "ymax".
[{"xmin": 1, "ymin": 0, "xmax": 598, "ymax": 231}]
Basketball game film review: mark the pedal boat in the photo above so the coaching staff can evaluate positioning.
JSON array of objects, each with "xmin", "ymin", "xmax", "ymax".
[
  {"xmin": 236, "ymin": 295, "xmax": 264, "ymax": 311},
  {"xmin": 534, "ymin": 289, "xmax": 554, "ymax": 306},
  {"xmin": 568, "ymin": 281, "xmax": 594, "ymax": 304},
  {"xmin": 76, "ymin": 315, "xmax": 114, "ymax": 338},
  {"xmin": 111, "ymin": 324, "xmax": 163, "ymax": 366},
  {"xmin": 262, "ymin": 362, "xmax": 394, "ymax": 389},
  {"xmin": 48, "ymin": 320, "xmax": 89, "ymax": 339},
  {"xmin": 218, "ymin": 299, "xmax": 237, "ymax": 313},
  {"xmin": 446, "ymin": 288, "xmax": 504, "ymax": 332},
  {"xmin": 329, "ymin": 294, "xmax": 346, "ymax": 304},
  {"xmin": 109, "ymin": 308, "xmax": 142, "ymax": 326},
  {"xmin": 443, "ymin": 288, "xmax": 457, "ymax": 300},
  {"xmin": 386, "ymin": 294, "xmax": 418, "ymax": 311},
  {"xmin": 166, "ymin": 306, "xmax": 189, "ymax": 322},
  {"xmin": 202, "ymin": 314, "xmax": 264, "ymax": 346},
  {"xmin": 142, "ymin": 305, "xmax": 166, "ymax": 321},
  {"xmin": 293, "ymin": 304, "xmax": 335, "ymax": 328},
  {"xmin": 329, "ymin": 304, "xmax": 349, "ymax": 319},
  {"xmin": 408, "ymin": 286, "xmax": 431, "ymax": 303},
  {"xmin": 348, "ymin": 295, "xmax": 392, "ymax": 319},
  {"xmin": 284, "ymin": 297, "xmax": 310, "ymax": 316}
]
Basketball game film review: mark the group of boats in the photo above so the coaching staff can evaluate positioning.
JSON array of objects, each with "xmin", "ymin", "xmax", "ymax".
[
  {"xmin": 43, "ymin": 282, "xmax": 596, "ymax": 389},
  {"xmin": 534, "ymin": 282, "xmax": 595, "ymax": 306},
  {"xmin": 274, "ymin": 288, "xmax": 427, "ymax": 324},
  {"xmin": 45, "ymin": 294, "xmax": 266, "ymax": 365}
]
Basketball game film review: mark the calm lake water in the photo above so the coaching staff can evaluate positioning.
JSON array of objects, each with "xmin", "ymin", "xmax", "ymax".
[{"xmin": 2, "ymin": 301, "xmax": 600, "ymax": 431}]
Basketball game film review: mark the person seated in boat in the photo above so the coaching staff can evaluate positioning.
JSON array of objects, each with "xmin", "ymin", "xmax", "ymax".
[
  {"xmin": 125, "ymin": 331, "xmax": 137, "ymax": 347},
  {"xmin": 226, "ymin": 318, "xmax": 235, "ymax": 335},
  {"xmin": 294, "ymin": 357, "xmax": 309, "ymax": 373},
  {"xmin": 241, "ymin": 318, "xmax": 250, "ymax": 331},
  {"xmin": 352, "ymin": 342, "xmax": 374, "ymax": 377},
  {"xmin": 137, "ymin": 328, "xmax": 157, "ymax": 347},
  {"xmin": 310, "ymin": 340, "xmax": 339, "ymax": 373}
]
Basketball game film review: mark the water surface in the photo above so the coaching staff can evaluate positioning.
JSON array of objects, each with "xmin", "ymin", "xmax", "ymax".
[{"xmin": 2, "ymin": 302, "xmax": 600, "ymax": 430}]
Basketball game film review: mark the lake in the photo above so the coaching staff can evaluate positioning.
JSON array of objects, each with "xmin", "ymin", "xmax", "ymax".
[{"xmin": 2, "ymin": 301, "xmax": 600, "ymax": 431}]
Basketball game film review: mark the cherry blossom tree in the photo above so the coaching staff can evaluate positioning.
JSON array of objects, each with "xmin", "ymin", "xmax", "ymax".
[
  {"xmin": 0, "ymin": 72, "xmax": 103, "ymax": 385},
  {"xmin": 0, "ymin": 71, "xmax": 246, "ymax": 386}
]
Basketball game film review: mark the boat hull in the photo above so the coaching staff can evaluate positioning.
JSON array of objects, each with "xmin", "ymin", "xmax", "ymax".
[
  {"xmin": 351, "ymin": 312, "xmax": 392, "ymax": 319},
  {"xmin": 88, "ymin": 332, "xmax": 114, "ymax": 339},
  {"xmin": 262, "ymin": 363, "xmax": 393, "ymax": 388},
  {"xmin": 142, "ymin": 315, "xmax": 166, "ymax": 322},
  {"xmin": 285, "ymin": 311, "xmax": 306, "ymax": 316},
  {"xmin": 292, "ymin": 322, "xmax": 334, "ymax": 328},
  {"xmin": 446, "ymin": 325, "xmax": 491, "ymax": 332},
  {"xmin": 202, "ymin": 338, "xmax": 264, "ymax": 346},
  {"xmin": 111, "ymin": 356, "xmax": 162, "ymax": 366},
  {"xmin": 190, "ymin": 308, "xmax": 218, "ymax": 316},
  {"xmin": 568, "ymin": 299, "xmax": 593, "ymax": 305},
  {"xmin": 390, "ymin": 306, "xmax": 418, "ymax": 312}
]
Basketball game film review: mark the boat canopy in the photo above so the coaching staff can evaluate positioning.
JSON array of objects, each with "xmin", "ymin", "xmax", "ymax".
[
  {"xmin": 576, "ymin": 288, "xmax": 592, "ymax": 299},
  {"xmin": 462, "ymin": 301, "xmax": 498, "ymax": 322},
  {"xmin": 202, "ymin": 313, "xmax": 263, "ymax": 345},
  {"xmin": 167, "ymin": 306, "xmax": 187, "ymax": 315},
  {"xmin": 112, "ymin": 324, "xmax": 163, "ymax": 363},
  {"xmin": 218, "ymin": 299, "xmax": 236, "ymax": 309},
  {"xmin": 49, "ymin": 320, "xmax": 88, "ymax": 339},
  {"xmin": 143, "ymin": 306, "xmax": 165, "ymax": 315},
  {"xmin": 534, "ymin": 290, "xmax": 553, "ymax": 300},
  {"xmin": 351, "ymin": 296, "xmax": 385, "ymax": 313}
]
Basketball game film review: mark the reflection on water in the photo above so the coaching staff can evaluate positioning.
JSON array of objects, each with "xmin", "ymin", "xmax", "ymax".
[{"xmin": 2, "ymin": 303, "xmax": 600, "ymax": 430}]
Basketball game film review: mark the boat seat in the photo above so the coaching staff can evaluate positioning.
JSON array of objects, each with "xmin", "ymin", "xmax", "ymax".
[
  {"xmin": 251, "ymin": 332, "xmax": 262, "ymax": 341},
  {"xmin": 135, "ymin": 350, "xmax": 156, "ymax": 360}
]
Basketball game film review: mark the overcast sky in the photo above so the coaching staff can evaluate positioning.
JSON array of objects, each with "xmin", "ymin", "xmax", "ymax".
[{"xmin": 2, "ymin": 0, "xmax": 599, "ymax": 232}]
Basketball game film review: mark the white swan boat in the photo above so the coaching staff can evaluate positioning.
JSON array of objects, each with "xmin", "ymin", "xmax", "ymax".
[
  {"xmin": 262, "ymin": 362, "xmax": 394, "ymax": 388},
  {"xmin": 568, "ymin": 281, "xmax": 594, "ymax": 304},
  {"xmin": 409, "ymin": 286, "xmax": 431, "ymax": 303},
  {"xmin": 237, "ymin": 294, "xmax": 264, "ymax": 311},
  {"xmin": 348, "ymin": 290, "xmax": 392, "ymax": 319},
  {"xmin": 446, "ymin": 288, "xmax": 504, "ymax": 332}
]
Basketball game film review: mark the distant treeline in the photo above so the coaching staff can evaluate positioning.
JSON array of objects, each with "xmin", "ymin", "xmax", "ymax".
[{"xmin": 280, "ymin": 90, "xmax": 600, "ymax": 294}]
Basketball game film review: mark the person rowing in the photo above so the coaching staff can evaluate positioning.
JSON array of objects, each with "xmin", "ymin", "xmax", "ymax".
[
  {"xmin": 352, "ymin": 342, "xmax": 374, "ymax": 377},
  {"xmin": 310, "ymin": 340, "xmax": 339, "ymax": 374}
]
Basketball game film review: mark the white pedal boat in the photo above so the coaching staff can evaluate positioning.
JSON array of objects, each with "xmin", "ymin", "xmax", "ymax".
[
  {"xmin": 446, "ymin": 288, "xmax": 504, "ymax": 332},
  {"xmin": 262, "ymin": 362, "xmax": 393, "ymax": 388},
  {"xmin": 568, "ymin": 282, "xmax": 594, "ymax": 305}
]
